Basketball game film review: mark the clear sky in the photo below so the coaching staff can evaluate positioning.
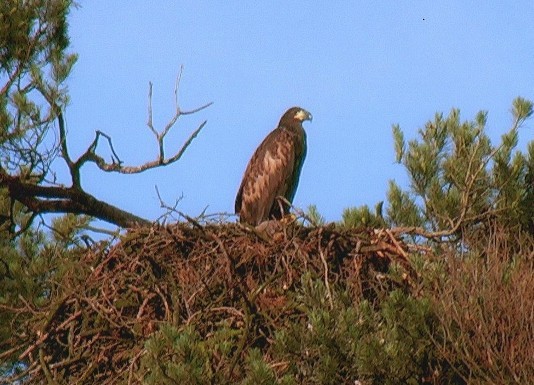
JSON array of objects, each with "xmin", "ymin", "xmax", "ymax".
[{"xmin": 65, "ymin": 1, "xmax": 534, "ymax": 225}]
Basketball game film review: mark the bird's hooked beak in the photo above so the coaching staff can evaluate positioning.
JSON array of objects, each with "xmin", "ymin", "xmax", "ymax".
[{"xmin": 296, "ymin": 109, "xmax": 313, "ymax": 122}]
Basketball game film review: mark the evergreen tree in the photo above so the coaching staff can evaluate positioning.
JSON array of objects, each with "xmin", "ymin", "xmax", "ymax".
[{"xmin": 387, "ymin": 98, "xmax": 533, "ymax": 244}]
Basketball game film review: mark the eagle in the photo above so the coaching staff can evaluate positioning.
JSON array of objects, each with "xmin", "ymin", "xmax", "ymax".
[{"xmin": 235, "ymin": 107, "xmax": 312, "ymax": 226}]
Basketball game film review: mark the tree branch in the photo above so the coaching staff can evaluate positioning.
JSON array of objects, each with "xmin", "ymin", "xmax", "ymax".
[
  {"xmin": 2, "ymin": 64, "xmax": 209, "ymax": 232},
  {"xmin": 80, "ymin": 120, "xmax": 208, "ymax": 174},
  {"xmin": 1, "ymin": 170, "xmax": 150, "ymax": 228},
  {"xmin": 66, "ymin": 70, "xmax": 212, "ymax": 175}
]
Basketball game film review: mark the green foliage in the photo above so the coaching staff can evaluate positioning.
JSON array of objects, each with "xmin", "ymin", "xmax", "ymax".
[
  {"xmin": 273, "ymin": 276, "xmax": 362, "ymax": 384},
  {"xmin": 0, "ymin": 228, "xmax": 83, "ymax": 376},
  {"xmin": 137, "ymin": 273, "xmax": 448, "ymax": 385},
  {"xmin": 50, "ymin": 213, "xmax": 93, "ymax": 247},
  {"xmin": 512, "ymin": 96, "xmax": 534, "ymax": 124},
  {"xmin": 1, "ymin": 0, "xmax": 77, "ymax": 176},
  {"xmin": 270, "ymin": 274, "xmax": 443, "ymax": 385},
  {"xmin": 1, "ymin": 0, "xmax": 78, "ymax": 244},
  {"xmin": 142, "ymin": 325, "xmax": 213, "ymax": 385},
  {"xmin": 392, "ymin": 123, "xmax": 405, "ymax": 163},
  {"xmin": 241, "ymin": 349, "xmax": 290, "ymax": 385},
  {"xmin": 386, "ymin": 181, "xmax": 423, "ymax": 227},
  {"xmin": 142, "ymin": 322, "xmax": 295, "ymax": 384},
  {"xmin": 387, "ymin": 98, "xmax": 534, "ymax": 240},
  {"xmin": 305, "ymin": 204, "xmax": 326, "ymax": 226},
  {"xmin": 361, "ymin": 290, "xmax": 436, "ymax": 384},
  {"xmin": 385, "ymin": 98, "xmax": 534, "ymax": 383},
  {"xmin": 0, "ymin": 2, "xmax": 82, "ymax": 368},
  {"xmin": 341, "ymin": 202, "xmax": 386, "ymax": 228}
]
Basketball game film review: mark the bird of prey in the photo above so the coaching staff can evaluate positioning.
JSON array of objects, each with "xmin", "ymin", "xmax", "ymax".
[{"xmin": 235, "ymin": 107, "xmax": 312, "ymax": 226}]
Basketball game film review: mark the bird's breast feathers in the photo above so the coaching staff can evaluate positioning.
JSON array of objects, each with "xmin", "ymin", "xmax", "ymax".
[{"xmin": 262, "ymin": 146, "xmax": 287, "ymax": 173}]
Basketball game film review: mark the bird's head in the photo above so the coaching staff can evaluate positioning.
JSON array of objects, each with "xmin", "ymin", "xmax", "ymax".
[{"xmin": 280, "ymin": 107, "xmax": 313, "ymax": 126}]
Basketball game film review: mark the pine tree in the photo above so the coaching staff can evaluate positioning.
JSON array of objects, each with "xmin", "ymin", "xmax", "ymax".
[{"xmin": 387, "ymin": 98, "xmax": 534, "ymax": 245}]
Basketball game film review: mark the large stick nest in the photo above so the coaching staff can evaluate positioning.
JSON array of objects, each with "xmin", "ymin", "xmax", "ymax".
[{"xmin": 17, "ymin": 222, "xmax": 418, "ymax": 384}]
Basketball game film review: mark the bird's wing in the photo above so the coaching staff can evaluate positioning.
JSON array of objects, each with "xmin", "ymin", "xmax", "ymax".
[{"xmin": 235, "ymin": 128, "xmax": 296, "ymax": 224}]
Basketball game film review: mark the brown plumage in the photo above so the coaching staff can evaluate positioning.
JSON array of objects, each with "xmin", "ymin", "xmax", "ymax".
[{"xmin": 235, "ymin": 107, "xmax": 312, "ymax": 225}]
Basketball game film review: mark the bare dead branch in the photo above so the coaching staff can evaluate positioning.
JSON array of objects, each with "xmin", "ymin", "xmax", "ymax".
[
  {"xmin": 154, "ymin": 185, "xmax": 183, "ymax": 224},
  {"xmin": 164, "ymin": 119, "xmax": 207, "ymax": 164},
  {"xmin": 318, "ymin": 235, "xmax": 334, "ymax": 309},
  {"xmin": 94, "ymin": 131, "xmax": 122, "ymax": 164},
  {"xmin": 146, "ymin": 81, "xmax": 157, "ymax": 137},
  {"xmin": 154, "ymin": 185, "xmax": 205, "ymax": 229},
  {"xmin": 72, "ymin": 130, "xmax": 125, "ymax": 178},
  {"xmin": 93, "ymin": 119, "xmax": 208, "ymax": 174},
  {"xmin": 72, "ymin": 70, "xmax": 211, "ymax": 175}
]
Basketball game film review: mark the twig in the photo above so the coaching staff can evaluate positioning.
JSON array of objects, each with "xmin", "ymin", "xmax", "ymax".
[
  {"xmin": 128, "ymin": 348, "xmax": 146, "ymax": 385},
  {"xmin": 39, "ymin": 348, "xmax": 60, "ymax": 385},
  {"xmin": 385, "ymin": 229, "xmax": 408, "ymax": 259},
  {"xmin": 318, "ymin": 235, "xmax": 334, "ymax": 309},
  {"xmin": 154, "ymin": 186, "xmax": 204, "ymax": 229}
]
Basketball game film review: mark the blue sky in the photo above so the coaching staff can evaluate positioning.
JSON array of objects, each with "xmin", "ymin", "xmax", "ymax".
[{"xmin": 65, "ymin": 2, "xmax": 534, "ymax": 225}]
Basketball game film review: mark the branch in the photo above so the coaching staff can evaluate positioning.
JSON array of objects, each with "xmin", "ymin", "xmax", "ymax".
[
  {"xmin": 2, "ymin": 68, "xmax": 209, "ymax": 232},
  {"xmin": 73, "ymin": 68, "xmax": 212, "ymax": 175},
  {"xmin": 154, "ymin": 185, "xmax": 203, "ymax": 229},
  {"xmin": 0, "ymin": 170, "xmax": 150, "ymax": 229},
  {"xmin": 0, "ymin": 21, "xmax": 46, "ymax": 97},
  {"xmin": 85, "ymin": 120, "xmax": 208, "ymax": 174}
]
